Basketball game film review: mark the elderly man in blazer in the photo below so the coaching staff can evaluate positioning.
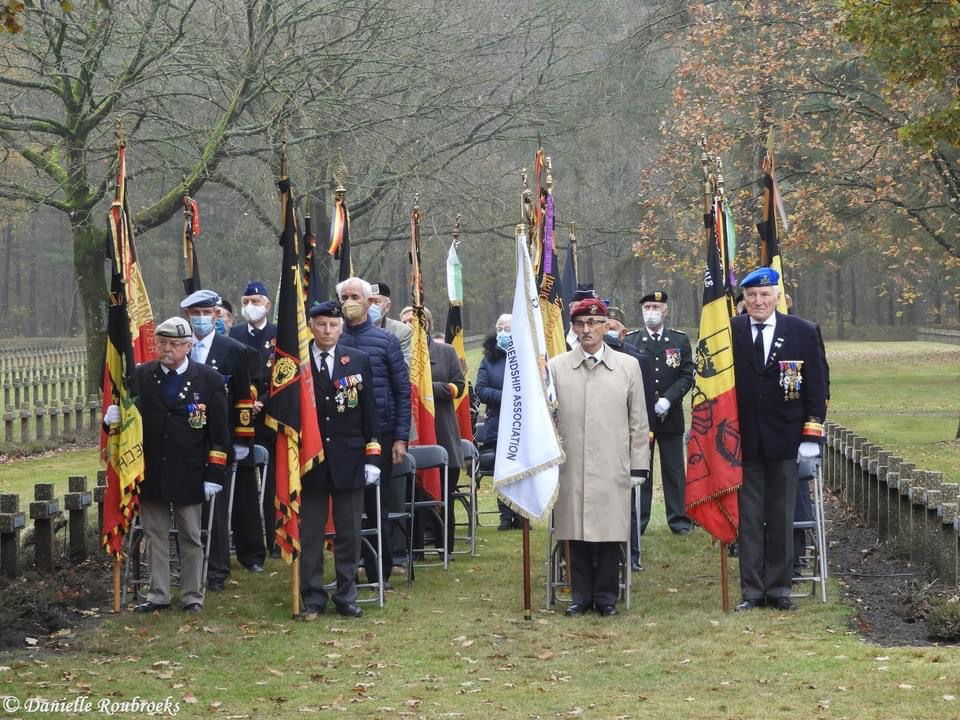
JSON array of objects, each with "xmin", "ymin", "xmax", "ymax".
[
  {"xmin": 300, "ymin": 301, "xmax": 381, "ymax": 619},
  {"xmin": 550, "ymin": 298, "xmax": 650, "ymax": 617},
  {"xmin": 731, "ymin": 267, "xmax": 828, "ymax": 612},
  {"xmin": 104, "ymin": 317, "xmax": 230, "ymax": 613}
]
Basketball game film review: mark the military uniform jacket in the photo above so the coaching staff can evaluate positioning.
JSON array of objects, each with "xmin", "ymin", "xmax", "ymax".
[
  {"xmin": 202, "ymin": 332, "xmax": 256, "ymax": 452},
  {"xmin": 625, "ymin": 327, "xmax": 694, "ymax": 434},
  {"xmin": 307, "ymin": 343, "xmax": 381, "ymax": 491},
  {"xmin": 429, "ymin": 338, "xmax": 466, "ymax": 468},
  {"xmin": 732, "ymin": 312, "xmax": 828, "ymax": 462},
  {"xmin": 136, "ymin": 360, "xmax": 230, "ymax": 506},
  {"xmin": 229, "ymin": 321, "xmax": 277, "ymax": 401}
]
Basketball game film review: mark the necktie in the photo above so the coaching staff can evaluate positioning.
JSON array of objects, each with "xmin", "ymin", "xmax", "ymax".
[
  {"xmin": 588, "ymin": 355, "xmax": 598, "ymax": 366},
  {"xmin": 161, "ymin": 369, "xmax": 181, "ymax": 406},
  {"xmin": 319, "ymin": 351, "xmax": 330, "ymax": 378},
  {"xmin": 754, "ymin": 324, "xmax": 766, "ymax": 367},
  {"xmin": 191, "ymin": 341, "xmax": 203, "ymax": 363},
  {"xmin": 652, "ymin": 333, "xmax": 660, "ymax": 343}
]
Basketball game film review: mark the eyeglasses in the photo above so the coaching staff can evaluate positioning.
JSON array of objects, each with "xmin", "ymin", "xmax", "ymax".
[{"xmin": 572, "ymin": 318, "xmax": 607, "ymax": 328}]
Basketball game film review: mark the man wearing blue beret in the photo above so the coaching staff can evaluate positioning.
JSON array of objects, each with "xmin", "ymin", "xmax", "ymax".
[{"xmin": 731, "ymin": 267, "xmax": 828, "ymax": 611}]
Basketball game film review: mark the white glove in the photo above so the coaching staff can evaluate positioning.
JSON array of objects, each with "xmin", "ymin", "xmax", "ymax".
[
  {"xmin": 797, "ymin": 441, "xmax": 821, "ymax": 460},
  {"xmin": 654, "ymin": 397, "xmax": 671, "ymax": 418},
  {"xmin": 233, "ymin": 445, "xmax": 250, "ymax": 462},
  {"xmin": 103, "ymin": 404, "xmax": 121, "ymax": 425},
  {"xmin": 203, "ymin": 482, "xmax": 223, "ymax": 501},
  {"xmin": 364, "ymin": 464, "xmax": 381, "ymax": 486}
]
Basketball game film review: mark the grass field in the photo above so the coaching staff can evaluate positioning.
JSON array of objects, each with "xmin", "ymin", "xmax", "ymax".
[{"xmin": 0, "ymin": 341, "xmax": 957, "ymax": 719}]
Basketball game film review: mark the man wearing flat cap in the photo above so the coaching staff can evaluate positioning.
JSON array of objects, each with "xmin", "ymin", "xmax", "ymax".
[
  {"xmin": 181, "ymin": 289, "xmax": 259, "ymax": 588},
  {"xmin": 230, "ymin": 281, "xmax": 279, "ymax": 555},
  {"xmin": 731, "ymin": 267, "xmax": 828, "ymax": 612},
  {"xmin": 104, "ymin": 317, "xmax": 230, "ymax": 613},
  {"xmin": 625, "ymin": 290, "xmax": 695, "ymax": 536},
  {"xmin": 370, "ymin": 282, "xmax": 413, "ymax": 368},
  {"xmin": 549, "ymin": 298, "xmax": 650, "ymax": 617},
  {"xmin": 300, "ymin": 301, "xmax": 381, "ymax": 619}
]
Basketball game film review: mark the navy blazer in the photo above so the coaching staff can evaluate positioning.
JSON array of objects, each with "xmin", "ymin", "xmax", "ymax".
[
  {"xmin": 202, "ymin": 332, "xmax": 256, "ymax": 451},
  {"xmin": 732, "ymin": 312, "xmax": 828, "ymax": 462},
  {"xmin": 306, "ymin": 342, "xmax": 380, "ymax": 491}
]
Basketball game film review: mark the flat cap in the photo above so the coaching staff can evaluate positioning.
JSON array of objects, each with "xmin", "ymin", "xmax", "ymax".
[
  {"xmin": 242, "ymin": 281, "xmax": 269, "ymax": 298},
  {"xmin": 640, "ymin": 290, "xmax": 668, "ymax": 304},
  {"xmin": 156, "ymin": 316, "xmax": 192, "ymax": 338},
  {"xmin": 180, "ymin": 289, "xmax": 221, "ymax": 309},
  {"xmin": 370, "ymin": 282, "xmax": 391, "ymax": 298},
  {"xmin": 570, "ymin": 297, "xmax": 607, "ymax": 320},
  {"xmin": 739, "ymin": 267, "xmax": 780, "ymax": 288},
  {"xmin": 308, "ymin": 300, "xmax": 342, "ymax": 318}
]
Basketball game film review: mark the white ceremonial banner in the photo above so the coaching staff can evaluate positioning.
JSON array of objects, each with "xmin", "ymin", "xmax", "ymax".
[{"xmin": 494, "ymin": 232, "xmax": 565, "ymax": 519}]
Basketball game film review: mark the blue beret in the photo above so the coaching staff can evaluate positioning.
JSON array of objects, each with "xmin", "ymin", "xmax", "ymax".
[
  {"xmin": 308, "ymin": 300, "xmax": 341, "ymax": 318},
  {"xmin": 180, "ymin": 289, "xmax": 221, "ymax": 309},
  {"xmin": 242, "ymin": 281, "xmax": 269, "ymax": 298},
  {"xmin": 739, "ymin": 267, "xmax": 780, "ymax": 288}
]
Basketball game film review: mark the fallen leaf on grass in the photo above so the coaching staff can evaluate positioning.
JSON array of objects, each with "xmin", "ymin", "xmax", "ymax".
[
  {"xmin": 24, "ymin": 637, "xmax": 38, "ymax": 646},
  {"xmin": 537, "ymin": 651, "xmax": 554, "ymax": 661},
  {"xmin": 944, "ymin": 695, "xmax": 956, "ymax": 702},
  {"xmin": 269, "ymin": 669, "xmax": 284, "ymax": 677},
  {"xmin": 182, "ymin": 692, "xmax": 198, "ymax": 704},
  {"xmin": 898, "ymin": 684, "xmax": 913, "ymax": 690}
]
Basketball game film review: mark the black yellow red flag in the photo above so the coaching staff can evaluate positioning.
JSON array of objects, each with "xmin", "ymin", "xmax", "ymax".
[{"xmin": 757, "ymin": 151, "xmax": 788, "ymax": 314}]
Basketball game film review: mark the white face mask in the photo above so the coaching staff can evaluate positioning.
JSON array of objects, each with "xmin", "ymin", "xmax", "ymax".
[
  {"xmin": 242, "ymin": 303, "xmax": 267, "ymax": 324},
  {"xmin": 642, "ymin": 310, "xmax": 663, "ymax": 328}
]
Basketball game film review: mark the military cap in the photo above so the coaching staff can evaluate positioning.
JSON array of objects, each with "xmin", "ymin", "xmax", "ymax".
[
  {"xmin": 242, "ymin": 281, "xmax": 269, "ymax": 298},
  {"xmin": 739, "ymin": 267, "xmax": 780, "ymax": 288},
  {"xmin": 571, "ymin": 283, "xmax": 598, "ymax": 301},
  {"xmin": 370, "ymin": 282, "xmax": 391, "ymax": 298},
  {"xmin": 640, "ymin": 290, "xmax": 668, "ymax": 304},
  {"xmin": 606, "ymin": 306, "xmax": 626, "ymax": 324},
  {"xmin": 218, "ymin": 298, "xmax": 233, "ymax": 314},
  {"xmin": 156, "ymin": 316, "xmax": 192, "ymax": 338},
  {"xmin": 180, "ymin": 289, "xmax": 221, "ymax": 309},
  {"xmin": 570, "ymin": 297, "xmax": 607, "ymax": 320},
  {"xmin": 308, "ymin": 300, "xmax": 342, "ymax": 318}
]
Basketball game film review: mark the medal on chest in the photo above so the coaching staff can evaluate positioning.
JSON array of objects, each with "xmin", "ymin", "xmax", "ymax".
[
  {"xmin": 664, "ymin": 347, "xmax": 681, "ymax": 368},
  {"xmin": 779, "ymin": 360, "xmax": 803, "ymax": 401},
  {"xmin": 187, "ymin": 392, "xmax": 208, "ymax": 428},
  {"xmin": 333, "ymin": 374, "xmax": 363, "ymax": 413}
]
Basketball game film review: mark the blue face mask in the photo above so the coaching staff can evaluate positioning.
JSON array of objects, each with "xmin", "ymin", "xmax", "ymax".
[
  {"xmin": 604, "ymin": 330, "xmax": 619, "ymax": 345},
  {"xmin": 214, "ymin": 317, "xmax": 226, "ymax": 335},
  {"xmin": 496, "ymin": 331, "xmax": 511, "ymax": 351},
  {"xmin": 368, "ymin": 303, "xmax": 383, "ymax": 326},
  {"xmin": 190, "ymin": 315, "xmax": 215, "ymax": 338}
]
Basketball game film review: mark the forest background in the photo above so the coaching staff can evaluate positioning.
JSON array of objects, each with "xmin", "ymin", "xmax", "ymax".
[{"xmin": 1, "ymin": 0, "xmax": 958, "ymax": 388}]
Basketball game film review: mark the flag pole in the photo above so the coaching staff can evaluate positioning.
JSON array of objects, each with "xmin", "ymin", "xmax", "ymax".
[
  {"xmin": 113, "ymin": 559, "xmax": 121, "ymax": 613},
  {"xmin": 522, "ymin": 518, "xmax": 532, "ymax": 621},
  {"xmin": 700, "ymin": 135, "xmax": 732, "ymax": 612}
]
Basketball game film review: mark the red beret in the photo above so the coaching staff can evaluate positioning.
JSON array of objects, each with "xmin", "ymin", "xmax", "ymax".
[{"xmin": 569, "ymin": 298, "xmax": 607, "ymax": 320}]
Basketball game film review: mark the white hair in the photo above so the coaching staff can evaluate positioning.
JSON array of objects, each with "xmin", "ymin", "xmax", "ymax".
[
  {"xmin": 335, "ymin": 276, "xmax": 373, "ymax": 301},
  {"xmin": 495, "ymin": 313, "xmax": 512, "ymax": 329}
]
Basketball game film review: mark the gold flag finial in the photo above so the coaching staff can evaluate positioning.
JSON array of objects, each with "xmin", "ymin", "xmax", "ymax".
[
  {"xmin": 546, "ymin": 156, "xmax": 553, "ymax": 194},
  {"xmin": 453, "ymin": 213, "xmax": 461, "ymax": 247},
  {"xmin": 333, "ymin": 150, "xmax": 347, "ymax": 196}
]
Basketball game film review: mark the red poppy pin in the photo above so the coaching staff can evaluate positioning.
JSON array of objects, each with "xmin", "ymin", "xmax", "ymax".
[{"xmin": 340, "ymin": 355, "xmax": 350, "ymax": 365}]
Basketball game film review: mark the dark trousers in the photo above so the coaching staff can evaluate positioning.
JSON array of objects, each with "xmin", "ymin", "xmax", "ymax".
[
  {"xmin": 630, "ymin": 488, "xmax": 641, "ymax": 564},
  {"xmin": 256, "ymin": 430, "xmax": 277, "ymax": 552},
  {"xmin": 361, "ymin": 433, "xmax": 394, "ymax": 583},
  {"xmin": 638, "ymin": 432, "xmax": 691, "ymax": 534},
  {"xmin": 413, "ymin": 466, "xmax": 459, "ymax": 554},
  {"xmin": 793, "ymin": 475, "xmax": 814, "ymax": 567},
  {"xmin": 205, "ymin": 465, "xmax": 233, "ymax": 584},
  {"xmin": 299, "ymin": 468, "xmax": 364, "ymax": 608},
  {"xmin": 569, "ymin": 540, "xmax": 621, "ymax": 608},
  {"xmin": 739, "ymin": 458, "xmax": 797, "ymax": 600},
  {"xmin": 233, "ymin": 462, "xmax": 265, "ymax": 568}
]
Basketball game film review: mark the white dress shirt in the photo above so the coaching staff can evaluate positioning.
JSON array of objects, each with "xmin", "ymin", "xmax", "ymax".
[
  {"xmin": 751, "ymin": 314, "xmax": 777, "ymax": 364},
  {"xmin": 191, "ymin": 333, "xmax": 212, "ymax": 364},
  {"xmin": 311, "ymin": 343, "xmax": 336, "ymax": 376}
]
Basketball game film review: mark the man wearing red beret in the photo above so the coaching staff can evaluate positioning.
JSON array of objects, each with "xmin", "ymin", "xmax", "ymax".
[{"xmin": 549, "ymin": 298, "xmax": 650, "ymax": 617}]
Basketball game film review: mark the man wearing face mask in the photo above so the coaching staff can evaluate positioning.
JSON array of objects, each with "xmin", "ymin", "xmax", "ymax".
[
  {"xmin": 625, "ymin": 291, "xmax": 695, "ymax": 536},
  {"xmin": 369, "ymin": 282, "xmax": 413, "ymax": 368},
  {"xmin": 216, "ymin": 299, "xmax": 235, "ymax": 334},
  {"xmin": 230, "ymin": 281, "xmax": 280, "ymax": 556},
  {"xmin": 337, "ymin": 277, "xmax": 411, "ymax": 587},
  {"xmin": 181, "ymin": 289, "xmax": 258, "ymax": 589}
]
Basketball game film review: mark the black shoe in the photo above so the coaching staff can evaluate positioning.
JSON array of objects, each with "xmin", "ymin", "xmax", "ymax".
[
  {"xmin": 182, "ymin": 603, "xmax": 202, "ymax": 613},
  {"xmin": 335, "ymin": 603, "xmax": 363, "ymax": 618},
  {"xmin": 671, "ymin": 526, "xmax": 692, "ymax": 535},
  {"xmin": 207, "ymin": 579, "xmax": 225, "ymax": 592},
  {"xmin": 270, "ymin": 548, "xmax": 282, "ymax": 559},
  {"xmin": 735, "ymin": 598, "xmax": 764, "ymax": 612},
  {"xmin": 769, "ymin": 597, "xmax": 796, "ymax": 611},
  {"xmin": 512, "ymin": 516, "xmax": 524, "ymax": 529},
  {"xmin": 498, "ymin": 519, "xmax": 513, "ymax": 531},
  {"xmin": 133, "ymin": 601, "xmax": 170, "ymax": 613},
  {"xmin": 596, "ymin": 604, "xmax": 618, "ymax": 617},
  {"xmin": 564, "ymin": 603, "xmax": 590, "ymax": 617},
  {"xmin": 631, "ymin": 561, "xmax": 643, "ymax": 572},
  {"xmin": 300, "ymin": 604, "xmax": 325, "ymax": 621},
  {"xmin": 245, "ymin": 563, "xmax": 264, "ymax": 573},
  {"xmin": 728, "ymin": 543, "xmax": 739, "ymax": 558}
]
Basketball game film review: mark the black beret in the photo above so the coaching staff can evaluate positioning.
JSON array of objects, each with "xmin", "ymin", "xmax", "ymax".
[
  {"xmin": 308, "ymin": 300, "xmax": 341, "ymax": 318},
  {"xmin": 640, "ymin": 291, "xmax": 668, "ymax": 304}
]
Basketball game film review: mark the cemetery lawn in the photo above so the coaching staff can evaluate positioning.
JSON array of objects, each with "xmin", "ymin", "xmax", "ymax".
[{"xmin": 0, "ymin": 340, "xmax": 956, "ymax": 718}]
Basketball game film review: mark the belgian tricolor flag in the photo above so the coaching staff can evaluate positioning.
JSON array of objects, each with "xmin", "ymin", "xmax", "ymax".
[
  {"xmin": 684, "ymin": 196, "xmax": 743, "ymax": 545},
  {"xmin": 264, "ymin": 157, "xmax": 324, "ymax": 564}
]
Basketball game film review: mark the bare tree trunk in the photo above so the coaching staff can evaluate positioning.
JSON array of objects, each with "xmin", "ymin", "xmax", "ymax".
[
  {"xmin": 835, "ymin": 267, "xmax": 845, "ymax": 339},
  {"xmin": 849, "ymin": 263, "xmax": 857, "ymax": 326},
  {"xmin": 72, "ymin": 216, "xmax": 109, "ymax": 392}
]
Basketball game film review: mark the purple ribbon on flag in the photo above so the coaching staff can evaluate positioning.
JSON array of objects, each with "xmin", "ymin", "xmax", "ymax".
[{"xmin": 544, "ymin": 194, "xmax": 555, "ymax": 275}]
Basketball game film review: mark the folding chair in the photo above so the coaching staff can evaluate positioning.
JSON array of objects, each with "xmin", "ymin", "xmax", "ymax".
[
  {"xmin": 121, "ymin": 490, "xmax": 220, "ymax": 606},
  {"xmin": 388, "ymin": 452, "xmax": 417, "ymax": 586},
  {"xmin": 355, "ymin": 480, "xmax": 386, "ymax": 608},
  {"xmin": 791, "ymin": 459, "xmax": 829, "ymax": 602},
  {"xmin": 544, "ymin": 511, "xmax": 631, "ymax": 610},
  {"xmin": 226, "ymin": 445, "xmax": 269, "ymax": 555},
  {"xmin": 406, "ymin": 444, "xmax": 449, "ymax": 571},
  {"xmin": 456, "ymin": 439, "xmax": 480, "ymax": 556}
]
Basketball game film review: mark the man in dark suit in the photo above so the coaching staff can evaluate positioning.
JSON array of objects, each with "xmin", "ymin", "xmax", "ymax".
[
  {"xmin": 625, "ymin": 291, "xmax": 695, "ymax": 535},
  {"xmin": 229, "ymin": 281, "xmax": 279, "ymax": 556},
  {"xmin": 104, "ymin": 317, "xmax": 230, "ymax": 613},
  {"xmin": 300, "ymin": 301, "xmax": 381, "ymax": 619},
  {"xmin": 731, "ymin": 267, "xmax": 828, "ymax": 612},
  {"xmin": 181, "ymin": 289, "xmax": 258, "ymax": 589}
]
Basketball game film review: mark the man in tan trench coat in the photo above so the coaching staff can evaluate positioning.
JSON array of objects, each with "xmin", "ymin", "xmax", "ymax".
[{"xmin": 549, "ymin": 297, "xmax": 650, "ymax": 617}]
